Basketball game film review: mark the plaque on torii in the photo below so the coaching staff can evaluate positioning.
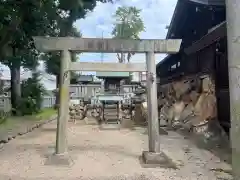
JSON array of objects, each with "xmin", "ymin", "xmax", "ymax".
[{"xmin": 33, "ymin": 36, "xmax": 181, "ymax": 165}]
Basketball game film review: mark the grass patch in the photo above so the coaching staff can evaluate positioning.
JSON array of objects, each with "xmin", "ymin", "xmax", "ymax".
[
  {"xmin": 0, "ymin": 108, "xmax": 57, "ymax": 131},
  {"xmin": 34, "ymin": 108, "xmax": 57, "ymax": 121}
]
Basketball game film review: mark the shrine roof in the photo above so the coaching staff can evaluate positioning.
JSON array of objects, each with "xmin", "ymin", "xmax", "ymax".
[
  {"xmin": 96, "ymin": 72, "xmax": 130, "ymax": 78},
  {"xmin": 76, "ymin": 75, "xmax": 93, "ymax": 82}
]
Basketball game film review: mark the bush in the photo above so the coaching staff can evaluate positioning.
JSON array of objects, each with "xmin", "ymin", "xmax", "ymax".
[{"xmin": 18, "ymin": 72, "xmax": 46, "ymax": 115}]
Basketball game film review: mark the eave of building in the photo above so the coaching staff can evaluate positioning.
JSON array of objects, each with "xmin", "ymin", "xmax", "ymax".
[
  {"xmin": 156, "ymin": 55, "xmax": 172, "ymax": 69},
  {"xmin": 190, "ymin": 0, "xmax": 225, "ymax": 6},
  {"xmin": 184, "ymin": 21, "xmax": 226, "ymax": 54},
  {"xmin": 96, "ymin": 72, "xmax": 130, "ymax": 78},
  {"xmin": 157, "ymin": 0, "xmax": 225, "ymax": 69},
  {"xmin": 76, "ymin": 75, "xmax": 93, "ymax": 82},
  {"xmin": 156, "ymin": 53, "xmax": 181, "ymax": 71},
  {"xmin": 166, "ymin": 0, "xmax": 225, "ymax": 39}
]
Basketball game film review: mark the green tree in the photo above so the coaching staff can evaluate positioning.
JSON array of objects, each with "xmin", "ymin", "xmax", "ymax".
[
  {"xmin": 20, "ymin": 72, "xmax": 46, "ymax": 115},
  {"xmin": 0, "ymin": 0, "xmax": 112, "ymax": 113},
  {"xmin": 42, "ymin": 0, "xmax": 113, "ymax": 107},
  {"xmin": 112, "ymin": 6, "xmax": 145, "ymax": 63},
  {"xmin": 70, "ymin": 72, "xmax": 82, "ymax": 84},
  {"xmin": 0, "ymin": 0, "xmax": 58, "ymax": 115}
]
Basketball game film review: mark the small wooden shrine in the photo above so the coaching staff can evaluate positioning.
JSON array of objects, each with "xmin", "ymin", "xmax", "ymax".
[{"xmin": 96, "ymin": 72, "xmax": 131, "ymax": 93}]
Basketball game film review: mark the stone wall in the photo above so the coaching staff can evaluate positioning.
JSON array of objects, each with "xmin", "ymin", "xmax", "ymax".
[
  {"xmin": 158, "ymin": 75, "xmax": 229, "ymax": 140},
  {"xmin": 137, "ymin": 75, "xmax": 228, "ymax": 142}
]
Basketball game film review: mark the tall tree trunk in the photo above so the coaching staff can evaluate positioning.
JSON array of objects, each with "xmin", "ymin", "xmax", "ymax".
[
  {"xmin": 0, "ymin": 18, "xmax": 21, "ymax": 60},
  {"xmin": 10, "ymin": 48, "xmax": 21, "ymax": 115},
  {"xmin": 117, "ymin": 53, "xmax": 125, "ymax": 63},
  {"xmin": 54, "ymin": 74, "xmax": 60, "ymax": 109}
]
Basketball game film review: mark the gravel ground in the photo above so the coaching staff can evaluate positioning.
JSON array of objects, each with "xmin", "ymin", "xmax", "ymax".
[{"xmin": 0, "ymin": 120, "xmax": 233, "ymax": 180}]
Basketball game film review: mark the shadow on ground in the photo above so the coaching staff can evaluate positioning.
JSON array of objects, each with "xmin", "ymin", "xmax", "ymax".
[
  {"xmin": 15, "ymin": 126, "xmax": 57, "ymax": 140},
  {"xmin": 175, "ymin": 129, "xmax": 231, "ymax": 164},
  {"xmin": 40, "ymin": 127, "xmax": 57, "ymax": 132}
]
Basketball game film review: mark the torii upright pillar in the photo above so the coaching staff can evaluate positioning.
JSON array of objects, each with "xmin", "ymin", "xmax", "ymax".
[
  {"xmin": 146, "ymin": 51, "xmax": 160, "ymax": 153},
  {"xmin": 226, "ymin": 1, "xmax": 240, "ymax": 179},
  {"xmin": 56, "ymin": 49, "xmax": 71, "ymax": 155}
]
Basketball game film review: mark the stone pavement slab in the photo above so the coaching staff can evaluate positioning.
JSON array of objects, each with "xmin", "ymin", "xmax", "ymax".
[{"xmin": 0, "ymin": 120, "xmax": 233, "ymax": 180}]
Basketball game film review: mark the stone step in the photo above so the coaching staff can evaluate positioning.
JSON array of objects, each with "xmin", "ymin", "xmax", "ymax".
[
  {"xmin": 104, "ymin": 112, "xmax": 118, "ymax": 116},
  {"xmin": 104, "ymin": 109, "xmax": 118, "ymax": 112},
  {"xmin": 104, "ymin": 117, "xmax": 119, "ymax": 121},
  {"xmin": 104, "ymin": 105, "xmax": 118, "ymax": 109},
  {"xmin": 105, "ymin": 120, "xmax": 119, "ymax": 124},
  {"xmin": 104, "ymin": 110, "xmax": 118, "ymax": 115},
  {"xmin": 104, "ymin": 116, "xmax": 119, "ymax": 121},
  {"xmin": 99, "ymin": 123, "xmax": 121, "ymax": 130}
]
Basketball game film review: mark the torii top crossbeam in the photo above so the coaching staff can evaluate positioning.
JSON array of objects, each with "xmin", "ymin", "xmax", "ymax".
[{"xmin": 33, "ymin": 37, "xmax": 182, "ymax": 53}]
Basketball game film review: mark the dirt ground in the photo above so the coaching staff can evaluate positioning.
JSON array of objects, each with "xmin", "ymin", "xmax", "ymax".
[{"xmin": 0, "ymin": 119, "xmax": 233, "ymax": 180}]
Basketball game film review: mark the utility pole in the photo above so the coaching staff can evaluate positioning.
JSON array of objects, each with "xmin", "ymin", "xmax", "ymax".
[
  {"xmin": 225, "ymin": 1, "xmax": 240, "ymax": 179},
  {"xmin": 101, "ymin": 31, "xmax": 104, "ymax": 63}
]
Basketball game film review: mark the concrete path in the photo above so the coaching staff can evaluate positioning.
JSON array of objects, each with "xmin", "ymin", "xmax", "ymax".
[{"xmin": 0, "ymin": 120, "xmax": 232, "ymax": 180}]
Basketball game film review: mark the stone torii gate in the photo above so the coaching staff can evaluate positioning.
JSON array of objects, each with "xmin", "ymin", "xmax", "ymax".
[{"xmin": 33, "ymin": 37, "xmax": 181, "ymax": 165}]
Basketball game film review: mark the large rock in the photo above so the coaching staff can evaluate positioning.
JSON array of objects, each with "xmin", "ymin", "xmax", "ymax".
[
  {"xmin": 157, "ymin": 75, "xmax": 217, "ymax": 128},
  {"xmin": 180, "ymin": 103, "xmax": 194, "ymax": 122},
  {"xmin": 172, "ymin": 101, "xmax": 185, "ymax": 121},
  {"xmin": 156, "ymin": 75, "xmax": 230, "ymax": 151},
  {"xmin": 194, "ymin": 93, "xmax": 217, "ymax": 121},
  {"xmin": 69, "ymin": 104, "xmax": 87, "ymax": 121},
  {"xmin": 172, "ymin": 80, "xmax": 191, "ymax": 99},
  {"xmin": 141, "ymin": 102, "xmax": 147, "ymax": 118},
  {"xmin": 159, "ymin": 101, "xmax": 174, "ymax": 127},
  {"xmin": 201, "ymin": 76, "xmax": 215, "ymax": 93},
  {"xmin": 189, "ymin": 91, "xmax": 200, "ymax": 105},
  {"xmin": 133, "ymin": 103, "xmax": 146, "ymax": 125}
]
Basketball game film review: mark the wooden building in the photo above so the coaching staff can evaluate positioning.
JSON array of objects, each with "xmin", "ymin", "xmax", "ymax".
[
  {"xmin": 156, "ymin": 0, "xmax": 230, "ymax": 132},
  {"xmin": 75, "ymin": 75, "xmax": 94, "ymax": 84},
  {"xmin": 96, "ymin": 72, "xmax": 131, "ymax": 93}
]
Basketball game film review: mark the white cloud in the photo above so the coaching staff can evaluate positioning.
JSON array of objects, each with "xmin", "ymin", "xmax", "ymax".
[{"xmin": 75, "ymin": 0, "xmax": 177, "ymax": 73}]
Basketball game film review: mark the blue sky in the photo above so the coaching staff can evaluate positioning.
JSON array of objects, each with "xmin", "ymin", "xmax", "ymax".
[
  {"xmin": 0, "ymin": 0, "xmax": 177, "ymax": 90},
  {"xmin": 74, "ymin": 0, "xmax": 177, "ymax": 74}
]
